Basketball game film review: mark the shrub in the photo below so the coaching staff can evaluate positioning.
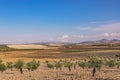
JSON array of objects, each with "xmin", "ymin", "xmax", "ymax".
[
  {"xmin": 105, "ymin": 59, "xmax": 116, "ymax": 67},
  {"xmin": 14, "ymin": 59, "xmax": 24, "ymax": 74},
  {"xmin": 88, "ymin": 56, "xmax": 103, "ymax": 77},
  {"xmin": 116, "ymin": 60, "xmax": 120, "ymax": 68},
  {"xmin": 6, "ymin": 62, "xmax": 14, "ymax": 70},
  {"xmin": 88, "ymin": 56, "xmax": 103, "ymax": 70},
  {"xmin": 47, "ymin": 63, "xmax": 54, "ymax": 69},
  {"xmin": 64, "ymin": 61, "xmax": 73, "ymax": 71},
  {"xmin": 78, "ymin": 61, "xmax": 88, "ymax": 69},
  {"xmin": 54, "ymin": 61, "xmax": 63, "ymax": 70},
  {"xmin": 26, "ymin": 59, "xmax": 40, "ymax": 71},
  {"xmin": 0, "ymin": 63, "xmax": 7, "ymax": 72}
]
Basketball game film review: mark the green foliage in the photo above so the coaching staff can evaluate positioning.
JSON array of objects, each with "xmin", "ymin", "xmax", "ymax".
[
  {"xmin": 0, "ymin": 45, "xmax": 14, "ymax": 51},
  {"xmin": 26, "ymin": 59, "xmax": 40, "ymax": 71},
  {"xmin": 14, "ymin": 59, "xmax": 24, "ymax": 69},
  {"xmin": 47, "ymin": 63, "xmax": 54, "ymax": 69},
  {"xmin": 54, "ymin": 61, "xmax": 63, "ymax": 70},
  {"xmin": 88, "ymin": 56, "xmax": 103, "ymax": 70},
  {"xmin": 116, "ymin": 60, "xmax": 120, "ymax": 68},
  {"xmin": 115, "ymin": 54, "xmax": 120, "ymax": 59},
  {"xmin": 0, "ymin": 63, "xmax": 7, "ymax": 72},
  {"xmin": 64, "ymin": 61, "xmax": 73, "ymax": 71},
  {"xmin": 64, "ymin": 61, "xmax": 72, "ymax": 67},
  {"xmin": 105, "ymin": 59, "xmax": 116, "ymax": 67},
  {"xmin": 78, "ymin": 61, "xmax": 88, "ymax": 69},
  {"xmin": 6, "ymin": 62, "xmax": 14, "ymax": 70},
  {"xmin": 0, "ymin": 59, "xmax": 7, "ymax": 72}
]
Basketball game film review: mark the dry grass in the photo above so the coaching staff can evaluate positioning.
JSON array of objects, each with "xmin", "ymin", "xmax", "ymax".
[
  {"xmin": 8, "ymin": 44, "xmax": 59, "ymax": 49},
  {"xmin": 0, "ymin": 61, "xmax": 120, "ymax": 80},
  {"xmin": 0, "ymin": 46, "xmax": 120, "ymax": 80}
]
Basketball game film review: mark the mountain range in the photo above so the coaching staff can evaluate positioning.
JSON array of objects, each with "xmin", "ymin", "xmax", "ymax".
[{"xmin": 80, "ymin": 39, "xmax": 120, "ymax": 45}]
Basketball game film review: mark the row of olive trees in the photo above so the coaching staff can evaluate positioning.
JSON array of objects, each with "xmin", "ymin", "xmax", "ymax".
[
  {"xmin": 0, "ymin": 56, "xmax": 119, "ymax": 77},
  {"xmin": 0, "ymin": 59, "xmax": 40, "ymax": 74},
  {"xmin": 45, "ymin": 56, "xmax": 120, "ymax": 77}
]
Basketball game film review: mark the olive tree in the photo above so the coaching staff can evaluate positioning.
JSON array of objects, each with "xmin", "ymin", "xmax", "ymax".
[
  {"xmin": 88, "ymin": 56, "xmax": 103, "ymax": 77},
  {"xmin": 116, "ymin": 60, "xmax": 120, "ymax": 68},
  {"xmin": 6, "ymin": 62, "xmax": 14, "ymax": 71},
  {"xmin": 54, "ymin": 61, "xmax": 63, "ymax": 70},
  {"xmin": 64, "ymin": 61, "xmax": 73, "ymax": 72},
  {"xmin": 47, "ymin": 63, "xmax": 54, "ymax": 69},
  {"xmin": 14, "ymin": 59, "xmax": 24, "ymax": 74},
  {"xmin": 0, "ymin": 59, "xmax": 7, "ymax": 72},
  {"xmin": 78, "ymin": 61, "xmax": 88, "ymax": 69},
  {"xmin": 26, "ymin": 59, "xmax": 40, "ymax": 71},
  {"xmin": 0, "ymin": 63, "xmax": 7, "ymax": 72},
  {"xmin": 105, "ymin": 59, "xmax": 116, "ymax": 68}
]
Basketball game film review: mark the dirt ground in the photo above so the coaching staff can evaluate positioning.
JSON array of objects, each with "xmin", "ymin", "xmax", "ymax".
[
  {"xmin": 0, "ymin": 50, "xmax": 120, "ymax": 62},
  {"xmin": 0, "ymin": 62, "xmax": 120, "ymax": 80},
  {"xmin": 0, "ymin": 49, "xmax": 120, "ymax": 80}
]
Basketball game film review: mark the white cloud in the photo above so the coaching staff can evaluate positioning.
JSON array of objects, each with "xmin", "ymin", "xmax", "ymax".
[
  {"xmin": 59, "ymin": 22, "xmax": 120, "ymax": 42},
  {"xmin": 92, "ymin": 23, "xmax": 120, "ymax": 33},
  {"xmin": 102, "ymin": 33, "xmax": 110, "ymax": 37},
  {"xmin": 62, "ymin": 35, "xmax": 69, "ymax": 39},
  {"xmin": 58, "ymin": 35, "xmax": 70, "ymax": 42},
  {"xmin": 58, "ymin": 32, "xmax": 120, "ymax": 42},
  {"xmin": 78, "ymin": 22, "xmax": 120, "ymax": 33}
]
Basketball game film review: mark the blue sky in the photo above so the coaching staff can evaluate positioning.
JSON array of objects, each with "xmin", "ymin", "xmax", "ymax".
[{"xmin": 0, "ymin": 0, "xmax": 120, "ymax": 43}]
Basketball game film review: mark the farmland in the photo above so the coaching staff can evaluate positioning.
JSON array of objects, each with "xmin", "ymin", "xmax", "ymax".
[{"xmin": 0, "ymin": 44, "xmax": 120, "ymax": 80}]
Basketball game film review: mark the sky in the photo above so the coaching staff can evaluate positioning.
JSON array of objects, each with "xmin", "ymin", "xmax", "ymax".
[{"xmin": 0, "ymin": 0, "xmax": 120, "ymax": 44}]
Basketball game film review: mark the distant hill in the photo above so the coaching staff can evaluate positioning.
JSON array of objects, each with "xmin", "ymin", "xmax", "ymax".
[
  {"xmin": 4, "ymin": 39, "xmax": 120, "ymax": 46},
  {"xmin": 80, "ymin": 39, "xmax": 120, "ymax": 45}
]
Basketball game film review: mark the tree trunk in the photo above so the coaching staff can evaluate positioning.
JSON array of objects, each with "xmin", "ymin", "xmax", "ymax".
[
  {"xmin": 20, "ymin": 68, "xmax": 23, "ymax": 74},
  {"xmin": 68, "ymin": 66, "xmax": 71, "ymax": 72},
  {"xmin": 92, "ymin": 67, "xmax": 96, "ymax": 77},
  {"xmin": 74, "ymin": 64, "xmax": 76, "ymax": 70}
]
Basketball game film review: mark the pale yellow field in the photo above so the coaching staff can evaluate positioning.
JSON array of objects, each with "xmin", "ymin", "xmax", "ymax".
[{"xmin": 8, "ymin": 44, "xmax": 59, "ymax": 49}]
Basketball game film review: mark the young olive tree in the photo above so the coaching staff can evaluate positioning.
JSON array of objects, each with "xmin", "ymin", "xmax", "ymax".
[
  {"xmin": 88, "ymin": 56, "xmax": 103, "ymax": 77},
  {"xmin": 116, "ymin": 60, "xmax": 120, "ymax": 68},
  {"xmin": 105, "ymin": 59, "xmax": 116, "ymax": 68},
  {"xmin": 14, "ymin": 59, "xmax": 24, "ymax": 74},
  {"xmin": 115, "ymin": 54, "xmax": 120, "ymax": 59},
  {"xmin": 0, "ymin": 59, "xmax": 7, "ymax": 72},
  {"xmin": 6, "ymin": 62, "xmax": 14, "ymax": 71},
  {"xmin": 0, "ymin": 63, "xmax": 7, "ymax": 72},
  {"xmin": 64, "ymin": 61, "xmax": 73, "ymax": 72},
  {"xmin": 54, "ymin": 61, "xmax": 63, "ymax": 70},
  {"xmin": 26, "ymin": 59, "xmax": 40, "ymax": 71},
  {"xmin": 47, "ymin": 63, "xmax": 54, "ymax": 69},
  {"xmin": 78, "ymin": 61, "xmax": 88, "ymax": 69}
]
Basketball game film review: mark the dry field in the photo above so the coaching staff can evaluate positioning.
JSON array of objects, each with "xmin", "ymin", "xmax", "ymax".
[
  {"xmin": 0, "ymin": 62, "xmax": 120, "ymax": 80},
  {"xmin": 8, "ymin": 44, "xmax": 59, "ymax": 49},
  {"xmin": 0, "ymin": 44, "xmax": 120, "ymax": 80}
]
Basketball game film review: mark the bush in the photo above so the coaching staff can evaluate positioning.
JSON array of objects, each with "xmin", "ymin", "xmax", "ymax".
[
  {"xmin": 54, "ymin": 61, "xmax": 62, "ymax": 70},
  {"xmin": 26, "ymin": 59, "xmax": 40, "ymax": 71},
  {"xmin": 14, "ymin": 59, "xmax": 24, "ymax": 74},
  {"xmin": 0, "ymin": 63, "xmax": 7, "ymax": 72},
  {"xmin": 64, "ymin": 61, "xmax": 73, "ymax": 71},
  {"xmin": 105, "ymin": 59, "xmax": 116, "ymax": 67},
  {"xmin": 78, "ymin": 61, "xmax": 88, "ymax": 69},
  {"xmin": 88, "ymin": 56, "xmax": 103, "ymax": 70},
  {"xmin": 47, "ymin": 63, "xmax": 54, "ymax": 69},
  {"xmin": 6, "ymin": 62, "xmax": 14, "ymax": 70}
]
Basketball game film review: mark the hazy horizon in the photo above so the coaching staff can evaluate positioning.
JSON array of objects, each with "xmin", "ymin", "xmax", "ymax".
[{"xmin": 0, "ymin": 0, "xmax": 120, "ymax": 44}]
